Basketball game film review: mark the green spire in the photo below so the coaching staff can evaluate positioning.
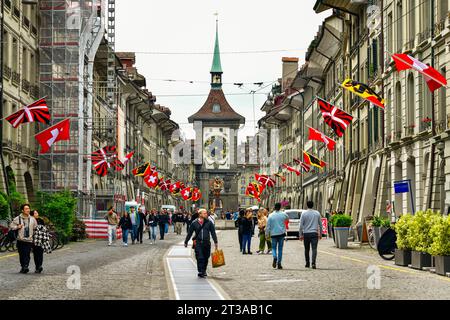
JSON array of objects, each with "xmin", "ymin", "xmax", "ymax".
[{"xmin": 211, "ymin": 19, "xmax": 223, "ymax": 74}]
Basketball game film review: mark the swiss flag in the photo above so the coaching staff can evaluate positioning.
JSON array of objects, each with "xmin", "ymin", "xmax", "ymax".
[
  {"xmin": 192, "ymin": 188, "xmax": 202, "ymax": 202},
  {"xmin": 159, "ymin": 179, "xmax": 171, "ymax": 191},
  {"xmin": 35, "ymin": 119, "xmax": 71, "ymax": 154},
  {"xmin": 282, "ymin": 164, "xmax": 301, "ymax": 176},
  {"xmin": 181, "ymin": 187, "xmax": 193, "ymax": 201},
  {"xmin": 308, "ymin": 127, "xmax": 336, "ymax": 151},
  {"xmin": 392, "ymin": 53, "xmax": 447, "ymax": 92},
  {"xmin": 144, "ymin": 171, "xmax": 159, "ymax": 189},
  {"xmin": 170, "ymin": 181, "xmax": 183, "ymax": 194}
]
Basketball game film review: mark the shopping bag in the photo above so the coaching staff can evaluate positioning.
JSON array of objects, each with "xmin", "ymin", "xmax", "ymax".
[{"xmin": 211, "ymin": 249, "xmax": 225, "ymax": 268}]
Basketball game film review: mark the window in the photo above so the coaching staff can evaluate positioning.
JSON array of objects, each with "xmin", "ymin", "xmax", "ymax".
[
  {"xmin": 387, "ymin": 13, "xmax": 393, "ymax": 54},
  {"xmin": 2, "ymin": 31, "xmax": 8, "ymax": 66},
  {"xmin": 397, "ymin": 1, "xmax": 403, "ymax": 52},
  {"xmin": 439, "ymin": 0, "xmax": 449, "ymax": 22},
  {"xmin": 409, "ymin": 0, "xmax": 416, "ymax": 42},
  {"xmin": 407, "ymin": 74, "xmax": 415, "ymax": 129},
  {"xmin": 395, "ymin": 82, "xmax": 402, "ymax": 134},
  {"xmin": 12, "ymin": 37, "xmax": 18, "ymax": 72},
  {"xmin": 212, "ymin": 104, "xmax": 221, "ymax": 113}
]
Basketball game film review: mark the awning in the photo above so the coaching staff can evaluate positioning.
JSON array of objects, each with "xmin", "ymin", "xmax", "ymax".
[{"xmin": 314, "ymin": 0, "xmax": 363, "ymax": 15}]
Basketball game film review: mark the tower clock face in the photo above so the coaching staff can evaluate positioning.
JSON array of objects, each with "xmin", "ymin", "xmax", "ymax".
[{"xmin": 203, "ymin": 127, "xmax": 230, "ymax": 169}]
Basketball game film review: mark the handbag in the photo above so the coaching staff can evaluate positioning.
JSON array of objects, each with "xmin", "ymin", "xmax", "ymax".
[{"xmin": 211, "ymin": 249, "xmax": 225, "ymax": 268}]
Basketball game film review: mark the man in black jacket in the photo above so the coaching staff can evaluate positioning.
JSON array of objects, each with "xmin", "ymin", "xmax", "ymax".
[
  {"xmin": 184, "ymin": 209, "xmax": 218, "ymax": 278},
  {"xmin": 137, "ymin": 207, "xmax": 146, "ymax": 244},
  {"xmin": 174, "ymin": 211, "xmax": 185, "ymax": 235},
  {"xmin": 158, "ymin": 211, "xmax": 170, "ymax": 240}
]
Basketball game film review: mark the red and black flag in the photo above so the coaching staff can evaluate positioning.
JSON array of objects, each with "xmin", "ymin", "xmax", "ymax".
[
  {"xmin": 303, "ymin": 151, "xmax": 326, "ymax": 169},
  {"xmin": 317, "ymin": 98, "xmax": 353, "ymax": 138},
  {"xmin": 255, "ymin": 174, "xmax": 276, "ymax": 188},
  {"xmin": 158, "ymin": 179, "xmax": 171, "ymax": 191},
  {"xmin": 6, "ymin": 97, "xmax": 51, "ymax": 128},
  {"xmin": 91, "ymin": 146, "xmax": 118, "ymax": 177},
  {"xmin": 132, "ymin": 162, "xmax": 152, "ymax": 177},
  {"xmin": 192, "ymin": 188, "xmax": 202, "ymax": 202}
]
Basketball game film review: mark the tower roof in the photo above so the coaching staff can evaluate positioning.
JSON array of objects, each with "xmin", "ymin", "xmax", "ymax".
[
  {"xmin": 188, "ymin": 89, "xmax": 245, "ymax": 124},
  {"xmin": 211, "ymin": 20, "xmax": 223, "ymax": 74}
]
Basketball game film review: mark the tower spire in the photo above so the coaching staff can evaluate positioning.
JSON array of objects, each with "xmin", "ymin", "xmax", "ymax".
[{"xmin": 211, "ymin": 14, "xmax": 223, "ymax": 88}]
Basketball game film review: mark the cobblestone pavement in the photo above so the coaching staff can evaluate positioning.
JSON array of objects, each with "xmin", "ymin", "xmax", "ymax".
[
  {"xmin": 0, "ymin": 228, "xmax": 185, "ymax": 300},
  {"xmin": 208, "ymin": 230, "xmax": 450, "ymax": 300}
]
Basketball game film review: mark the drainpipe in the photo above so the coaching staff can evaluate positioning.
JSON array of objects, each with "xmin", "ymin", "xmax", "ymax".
[{"xmin": 428, "ymin": 0, "xmax": 436, "ymax": 209}]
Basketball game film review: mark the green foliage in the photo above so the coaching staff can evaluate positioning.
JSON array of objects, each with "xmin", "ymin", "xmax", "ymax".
[
  {"xmin": 331, "ymin": 214, "xmax": 353, "ymax": 227},
  {"xmin": 407, "ymin": 210, "xmax": 442, "ymax": 253},
  {"xmin": 9, "ymin": 191, "xmax": 25, "ymax": 216},
  {"xmin": 428, "ymin": 216, "xmax": 450, "ymax": 257},
  {"xmin": 70, "ymin": 218, "xmax": 87, "ymax": 242},
  {"xmin": 373, "ymin": 216, "xmax": 392, "ymax": 228},
  {"xmin": 0, "ymin": 192, "xmax": 9, "ymax": 220},
  {"xmin": 37, "ymin": 190, "xmax": 77, "ymax": 238},
  {"xmin": 395, "ymin": 213, "xmax": 413, "ymax": 250}
]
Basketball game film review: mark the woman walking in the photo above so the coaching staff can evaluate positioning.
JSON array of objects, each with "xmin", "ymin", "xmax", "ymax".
[
  {"xmin": 242, "ymin": 210, "xmax": 254, "ymax": 255},
  {"xmin": 118, "ymin": 211, "xmax": 132, "ymax": 246},
  {"xmin": 256, "ymin": 208, "xmax": 272, "ymax": 254},
  {"xmin": 30, "ymin": 210, "xmax": 51, "ymax": 273}
]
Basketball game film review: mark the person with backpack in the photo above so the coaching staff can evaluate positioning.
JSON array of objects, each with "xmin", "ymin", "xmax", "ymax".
[
  {"xmin": 118, "ymin": 211, "xmax": 132, "ymax": 246},
  {"xmin": 158, "ymin": 210, "xmax": 170, "ymax": 240},
  {"xmin": 184, "ymin": 209, "xmax": 218, "ymax": 278},
  {"xmin": 9, "ymin": 204, "xmax": 38, "ymax": 274}
]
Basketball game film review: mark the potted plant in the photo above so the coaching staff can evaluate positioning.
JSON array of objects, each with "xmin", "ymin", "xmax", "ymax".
[
  {"xmin": 333, "ymin": 214, "xmax": 353, "ymax": 249},
  {"xmin": 428, "ymin": 215, "xmax": 450, "ymax": 276},
  {"xmin": 394, "ymin": 214, "xmax": 413, "ymax": 266},
  {"xmin": 409, "ymin": 210, "xmax": 441, "ymax": 270}
]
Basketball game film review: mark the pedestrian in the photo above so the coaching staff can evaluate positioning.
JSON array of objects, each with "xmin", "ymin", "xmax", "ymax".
[
  {"xmin": 185, "ymin": 212, "xmax": 192, "ymax": 233},
  {"xmin": 208, "ymin": 211, "xmax": 216, "ymax": 225},
  {"xmin": 184, "ymin": 208, "xmax": 218, "ymax": 278},
  {"xmin": 129, "ymin": 206, "xmax": 139, "ymax": 245},
  {"xmin": 118, "ymin": 211, "xmax": 132, "ymax": 246},
  {"xmin": 299, "ymin": 201, "xmax": 323, "ymax": 269},
  {"xmin": 237, "ymin": 210, "xmax": 245, "ymax": 252},
  {"xmin": 9, "ymin": 204, "xmax": 38, "ymax": 274},
  {"xmin": 137, "ymin": 206, "xmax": 146, "ymax": 244},
  {"xmin": 256, "ymin": 208, "xmax": 272, "ymax": 254},
  {"xmin": 147, "ymin": 209, "xmax": 158, "ymax": 244},
  {"xmin": 266, "ymin": 203, "xmax": 289, "ymax": 269},
  {"xmin": 104, "ymin": 206, "xmax": 119, "ymax": 246},
  {"xmin": 30, "ymin": 210, "xmax": 51, "ymax": 274},
  {"xmin": 242, "ymin": 210, "xmax": 254, "ymax": 255},
  {"xmin": 174, "ymin": 210, "xmax": 184, "ymax": 235},
  {"xmin": 158, "ymin": 210, "xmax": 170, "ymax": 240}
]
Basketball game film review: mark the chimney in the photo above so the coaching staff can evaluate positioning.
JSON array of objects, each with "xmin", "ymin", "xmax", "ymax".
[{"xmin": 282, "ymin": 57, "xmax": 299, "ymax": 91}]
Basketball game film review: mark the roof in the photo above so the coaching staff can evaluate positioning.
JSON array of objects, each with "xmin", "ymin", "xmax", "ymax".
[
  {"xmin": 313, "ymin": 0, "xmax": 363, "ymax": 15},
  {"xmin": 188, "ymin": 89, "xmax": 245, "ymax": 124}
]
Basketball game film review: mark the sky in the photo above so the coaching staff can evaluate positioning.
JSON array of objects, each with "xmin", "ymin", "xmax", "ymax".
[{"xmin": 115, "ymin": 0, "xmax": 329, "ymax": 141}]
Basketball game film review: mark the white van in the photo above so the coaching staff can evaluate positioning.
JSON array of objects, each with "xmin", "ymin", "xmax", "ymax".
[{"xmin": 161, "ymin": 205, "xmax": 176, "ymax": 213}]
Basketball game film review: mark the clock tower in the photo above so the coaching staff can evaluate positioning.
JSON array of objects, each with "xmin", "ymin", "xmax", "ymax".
[{"xmin": 188, "ymin": 19, "xmax": 245, "ymax": 214}]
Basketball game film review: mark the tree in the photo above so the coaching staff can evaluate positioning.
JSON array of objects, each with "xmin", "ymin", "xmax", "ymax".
[{"xmin": 37, "ymin": 190, "xmax": 77, "ymax": 239}]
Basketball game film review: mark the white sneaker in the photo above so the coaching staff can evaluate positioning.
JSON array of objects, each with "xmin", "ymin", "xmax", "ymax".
[
  {"xmin": 123, "ymin": 243, "xmax": 128, "ymax": 246},
  {"xmin": 108, "ymin": 243, "xmax": 112, "ymax": 246}
]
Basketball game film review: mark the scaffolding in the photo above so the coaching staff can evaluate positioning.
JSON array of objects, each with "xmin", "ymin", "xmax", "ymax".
[{"xmin": 39, "ymin": 0, "xmax": 105, "ymax": 215}]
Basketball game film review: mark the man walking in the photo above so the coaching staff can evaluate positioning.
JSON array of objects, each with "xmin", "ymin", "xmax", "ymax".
[
  {"xmin": 104, "ymin": 206, "xmax": 119, "ymax": 246},
  {"xmin": 174, "ymin": 210, "xmax": 184, "ymax": 235},
  {"xmin": 299, "ymin": 201, "xmax": 323, "ymax": 269},
  {"xmin": 184, "ymin": 209, "xmax": 218, "ymax": 278},
  {"xmin": 9, "ymin": 204, "xmax": 38, "ymax": 274},
  {"xmin": 129, "ymin": 206, "xmax": 139, "ymax": 245},
  {"xmin": 266, "ymin": 203, "xmax": 289, "ymax": 270},
  {"xmin": 137, "ymin": 206, "xmax": 146, "ymax": 244}
]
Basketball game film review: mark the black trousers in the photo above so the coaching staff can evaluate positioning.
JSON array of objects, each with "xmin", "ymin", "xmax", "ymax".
[
  {"xmin": 304, "ymin": 233, "xmax": 319, "ymax": 265},
  {"xmin": 33, "ymin": 245, "xmax": 44, "ymax": 269},
  {"xmin": 238, "ymin": 231, "xmax": 243, "ymax": 251},
  {"xmin": 137, "ymin": 225, "xmax": 144, "ymax": 243},
  {"xmin": 194, "ymin": 241, "xmax": 211, "ymax": 274},
  {"xmin": 159, "ymin": 224, "xmax": 165, "ymax": 239},
  {"xmin": 17, "ymin": 240, "xmax": 33, "ymax": 269}
]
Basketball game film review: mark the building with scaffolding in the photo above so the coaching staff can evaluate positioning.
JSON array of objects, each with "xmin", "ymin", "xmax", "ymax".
[{"xmin": 39, "ymin": 0, "xmax": 106, "ymax": 215}]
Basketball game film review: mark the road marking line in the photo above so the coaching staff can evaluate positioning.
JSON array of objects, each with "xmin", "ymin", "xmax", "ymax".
[{"xmin": 0, "ymin": 253, "xmax": 18, "ymax": 260}]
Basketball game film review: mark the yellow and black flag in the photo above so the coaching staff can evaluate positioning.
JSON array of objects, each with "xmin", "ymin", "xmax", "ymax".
[
  {"xmin": 342, "ymin": 79, "xmax": 385, "ymax": 109},
  {"xmin": 132, "ymin": 162, "xmax": 152, "ymax": 177},
  {"xmin": 303, "ymin": 151, "xmax": 327, "ymax": 169}
]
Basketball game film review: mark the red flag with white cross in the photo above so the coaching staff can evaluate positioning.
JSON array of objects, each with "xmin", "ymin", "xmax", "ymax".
[
  {"xmin": 144, "ymin": 171, "xmax": 159, "ymax": 189},
  {"xmin": 35, "ymin": 119, "xmax": 71, "ymax": 154},
  {"xmin": 308, "ymin": 127, "xmax": 336, "ymax": 151}
]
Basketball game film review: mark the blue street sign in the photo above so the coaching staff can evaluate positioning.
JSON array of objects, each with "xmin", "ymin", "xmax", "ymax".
[{"xmin": 394, "ymin": 180, "xmax": 410, "ymax": 194}]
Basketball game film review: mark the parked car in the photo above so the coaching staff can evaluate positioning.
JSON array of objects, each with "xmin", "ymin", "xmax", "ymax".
[{"xmin": 285, "ymin": 209, "xmax": 304, "ymax": 238}]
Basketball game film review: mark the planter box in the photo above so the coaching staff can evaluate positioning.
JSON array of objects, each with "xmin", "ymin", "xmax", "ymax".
[
  {"xmin": 335, "ymin": 227, "xmax": 350, "ymax": 249},
  {"xmin": 434, "ymin": 255, "xmax": 450, "ymax": 276},
  {"xmin": 395, "ymin": 249, "xmax": 412, "ymax": 266},
  {"xmin": 410, "ymin": 251, "xmax": 432, "ymax": 270}
]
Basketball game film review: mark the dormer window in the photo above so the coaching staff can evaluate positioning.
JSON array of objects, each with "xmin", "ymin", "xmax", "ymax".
[{"xmin": 212, "ymin": 103, "xmax": 221, "ymax": 113}]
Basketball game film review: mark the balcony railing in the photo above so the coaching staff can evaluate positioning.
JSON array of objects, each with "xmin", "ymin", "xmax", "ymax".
[
  {"xmin": 12, "ymin": 71, "xmax": 20, "ymax": 86},
  {"xmin": 13, "ymin": 6, "xmax": 20, "ymax": 19},
  {"xmin": 4, "ymin": 0, "xmax": 11, "ymax": 10},
  {"xmin": 3, "ymin": 65, "xmax": 12, "ymax": 80},
  {"xmin": 404, "ymin": 126, "xmax": 415, "ymax": 137},
  {"xmin": 22, "ymin": 79, "xmax": 30, "ymax": 93},
  {"xmin": 404, "ymin": 37, "xmax": 415, "ymax": 51},
  {"xmin": 435, "ymin": 121, "xmax": 446, "ymax": 134},
  {"xmin": 434, "ymin": 17, "xmax": 447, "ymax": 36},
  {"xmin": 31, "ymin": 25, "xmax": 38, "ymax": 37},
  {"xmin": 31, "ymin": 85, "xmax": 39, "ymax": 99},
  {"xmin": 417, "ymin": 28, "xmax": 433, "ymax": 44},
  {"xmin": 419, "ymin": 121, "xmax": 432, "ymax": 132},
  {"xmin": 393, "ymin": 130, "xmax": 402, "ymax": 142},
  {"xmin": 2, "ymin": 139, "xmax": 13, "ymax": 150},
  {"xmin": 22, "ymin": 16, "xmax": 30, "ymax": 30}
]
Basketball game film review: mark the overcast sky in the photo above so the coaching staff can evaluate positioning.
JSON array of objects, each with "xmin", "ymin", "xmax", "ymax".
[{"xmin": 116, "ymin": 0, "xmax": 329, "ymax": 140}]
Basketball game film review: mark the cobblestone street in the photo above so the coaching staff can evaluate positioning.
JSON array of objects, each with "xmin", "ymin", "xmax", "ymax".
[{"xmin": 1, "ymin": 229, "xmax": 449, "ymax": 300}]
